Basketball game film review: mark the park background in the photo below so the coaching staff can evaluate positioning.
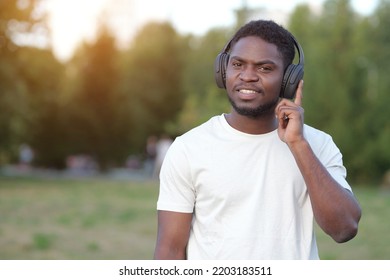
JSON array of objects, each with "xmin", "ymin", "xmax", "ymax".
[{"xmin": 0, "ymin": 0, "xmax": 389, "ymax": 259}]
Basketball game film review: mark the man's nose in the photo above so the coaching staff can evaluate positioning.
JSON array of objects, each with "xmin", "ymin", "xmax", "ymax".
[{"xmin": 239, "ymin": 66, "xmax": 259, "ymax": 82}]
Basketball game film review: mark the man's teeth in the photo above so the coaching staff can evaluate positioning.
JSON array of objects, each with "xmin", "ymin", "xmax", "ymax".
[{"xmin": 239, "ymin": 89, "xmax": 257, "ymax": 94}]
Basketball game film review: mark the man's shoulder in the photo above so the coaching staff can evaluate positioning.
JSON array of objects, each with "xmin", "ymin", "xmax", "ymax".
[
  {"xmin": 304, "ymin": 124, "xmax": 331, "ymax": 140},
  {"xmin": 303, "ymin": 124, "xmax": 337, "ymax": 153},
  {"xmin": 179, "ymin": 115, "xmax": 222, "ymax": 139}
]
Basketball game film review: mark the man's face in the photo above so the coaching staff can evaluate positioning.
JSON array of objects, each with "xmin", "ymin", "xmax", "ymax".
[{"xmin": 225, "ymin": 36, "xmax": 285, "ymax": 118}]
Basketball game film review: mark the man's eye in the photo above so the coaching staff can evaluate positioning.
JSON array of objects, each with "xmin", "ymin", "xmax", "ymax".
[
  {"xmin": 232, "ymin": 62, "xmax": 242, "ymax": 67},
  {"xmin": 259, "ymin": 66, "xmax": 272, "ymax": 72}
]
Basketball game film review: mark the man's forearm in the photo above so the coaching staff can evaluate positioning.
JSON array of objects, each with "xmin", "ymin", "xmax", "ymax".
[{"xmin": 288, "ymin": 139, "xmax": 361, "ymax": 242}]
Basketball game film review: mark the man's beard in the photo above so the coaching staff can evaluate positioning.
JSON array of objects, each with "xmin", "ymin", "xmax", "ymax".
[{"xmin": 228, "ymin": 95, "xmax": 279, "ymax": 118}]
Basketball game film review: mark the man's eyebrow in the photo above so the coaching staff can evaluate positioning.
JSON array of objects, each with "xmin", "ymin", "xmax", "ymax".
[{"xmin": 230, "ymin": 56, "xmax": 277, "ymax": 65}]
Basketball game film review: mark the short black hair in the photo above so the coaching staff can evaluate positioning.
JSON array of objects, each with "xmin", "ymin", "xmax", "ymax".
[{"xmin": 229, "ymin": 20, "xmax": 295, "ymax": 69}]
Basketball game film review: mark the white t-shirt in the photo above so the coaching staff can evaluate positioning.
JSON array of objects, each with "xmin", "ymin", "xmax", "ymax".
[{"xmin": 157, "ymin": 114, "xmax": 351, "ymax": 259}]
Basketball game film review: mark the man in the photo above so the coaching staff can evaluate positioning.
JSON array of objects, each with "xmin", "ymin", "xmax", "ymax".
[{"xmin": 154, "ymin": 20, "xmax": 361, "ymax": 259}]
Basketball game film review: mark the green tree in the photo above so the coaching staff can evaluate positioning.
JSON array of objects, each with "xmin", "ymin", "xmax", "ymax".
[
  {"xmin": 167, "ymin": 27, "xmax": 232, "ymax": 135},
  {"xmin": 0, "ymin": 0, "xmax": 47, "ymax": 164},
  {"xmin": 289, "ymin": 0, "xmax": 389, "ymax": 183},
  {"xmin": 16, "ymin": 47, "xmax": 65, "ymax": 168},
  {"xmin": 121, "ymin": 22, "xmax": 186, "ymax": 148},
  {"xmin": 68, "ymin": 26, "xmax": 125, "ymax": 170},
  {"xmin": 353, "ymin": 0, "xmax": 390, "ymax": 182}
]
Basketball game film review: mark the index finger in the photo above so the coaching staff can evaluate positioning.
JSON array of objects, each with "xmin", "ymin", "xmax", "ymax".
[{"xmin": 294, "ymin": 80, "xmax": 304, "ymax": 106}]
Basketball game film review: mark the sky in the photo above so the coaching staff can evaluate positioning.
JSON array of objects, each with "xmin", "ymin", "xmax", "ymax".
[{"xmin": 44, "ymin": 0, "xmax": 379, "ymax": 61}]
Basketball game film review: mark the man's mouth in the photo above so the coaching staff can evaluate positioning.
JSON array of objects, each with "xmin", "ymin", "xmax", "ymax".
[
  {"xmin": 238, "ymin": 89, "xmax": 259, "ymax": 94},
  {"xmin": 237, "ymin": 88, "xmax": 261, "ymax": 100}
]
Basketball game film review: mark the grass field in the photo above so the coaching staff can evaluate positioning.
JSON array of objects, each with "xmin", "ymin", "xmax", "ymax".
[{"xmin": 0, "ymin": 175, "xmax": 389, "ymax": 260}]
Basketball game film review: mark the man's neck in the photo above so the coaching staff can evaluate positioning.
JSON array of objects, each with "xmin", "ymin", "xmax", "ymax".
[{"xmin": 224, "ymin": 111, "xmax": 278, "ymax": 135}]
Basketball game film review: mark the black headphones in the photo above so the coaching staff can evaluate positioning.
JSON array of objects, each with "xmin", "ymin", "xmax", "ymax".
[{"xmin": 214, "ymin": 35, "xmax": 304, "ymax": 99}]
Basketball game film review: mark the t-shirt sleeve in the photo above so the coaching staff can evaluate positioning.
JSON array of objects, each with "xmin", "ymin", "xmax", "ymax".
[
  {"xmin": 318, "ymin": 134, "xmax": 352, "ymax": 192},
  {"xmin": 156, "ymin": 137, "xmax": 195, "ymax": 213}
]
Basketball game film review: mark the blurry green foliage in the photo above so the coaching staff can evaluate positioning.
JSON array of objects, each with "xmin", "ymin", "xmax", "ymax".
[
  {"xmin": 289, "ymin": 0, "xmax": 390, "ymax": 183},
  {"xmin": 0, "ymin": 0, "xmax": 46, "ymax": 164},
  {"xmin": 1, "ymin": 0, "xmax": 390, "ymax": 183}
]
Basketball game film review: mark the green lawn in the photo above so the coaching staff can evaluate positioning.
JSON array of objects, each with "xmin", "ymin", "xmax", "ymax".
[
  {"xmin": 0, "ymin": 176, "xmax": 389, "ymax": 259},
  {"xmin": 315, "ymin": 186, "xmax": 390, "ymax": 259},
  {"xmin": 0, "ymin": 176, "xmax": 159, "ymax": 259}
]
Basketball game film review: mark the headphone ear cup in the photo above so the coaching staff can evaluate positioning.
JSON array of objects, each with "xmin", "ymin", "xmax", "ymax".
[
  {"xmin": 280, "ymin": 64, "xmax": 304, "ymax": 99},
  {"xmin": 214, "ymin": 52, "xmax": 229, "ymax": 89}
]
